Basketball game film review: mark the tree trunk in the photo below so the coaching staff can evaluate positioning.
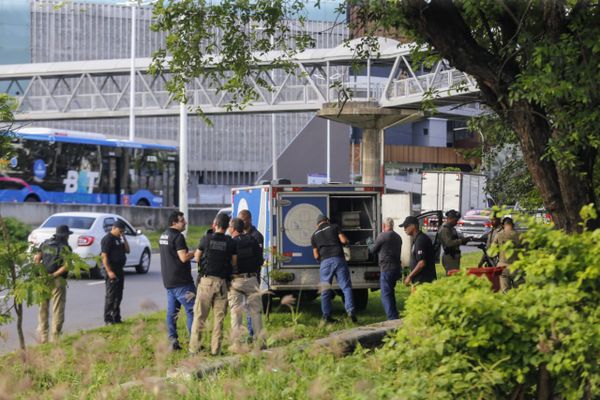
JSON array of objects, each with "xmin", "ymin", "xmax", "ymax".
[
  {"xmin": 397, "ymin": 0, "xmax": 598, "ymax": 232},
  {"xmin": 536, "ymin": 364, "xmax": 553, "ymax": 400},
  {"xmin": 14, "ymin": 301, "xmax": 25, "ymax": 350},
  {"xmin": 0, "ymin": 212, "xmax": 27, "ymax": 350}
]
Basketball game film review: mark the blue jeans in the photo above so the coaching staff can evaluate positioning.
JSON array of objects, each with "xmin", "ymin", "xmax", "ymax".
[
  {"xmin": 320, "ymin": 256, "xmax": 354, "ymax": 317},
  {"xmin": 380, "ymin": 269, "xmax": 400, "ymax": 320},
  {"xmin": 166, "ymin": 284, "xmax": 196, "ymax": 340}
]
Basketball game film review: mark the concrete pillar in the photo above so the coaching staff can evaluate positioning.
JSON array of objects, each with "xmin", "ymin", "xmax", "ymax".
[{"xmin": 362, "ymin": 128, "xmax": 382, "ymax": 184}]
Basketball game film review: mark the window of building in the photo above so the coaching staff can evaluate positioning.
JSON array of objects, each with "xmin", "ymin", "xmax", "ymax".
[{"xmin": 423, "ymin": 128, "xmax": 429, "ymax": 136}]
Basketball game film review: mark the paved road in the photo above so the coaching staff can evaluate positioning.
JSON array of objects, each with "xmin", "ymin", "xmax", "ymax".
[
  {"xmin": 0, "ymin": 245, "xmax": 481, "ymax": 353},
  {"xmin": 0, "ymin": 256, "xmax": 167, "ymax": 354}
]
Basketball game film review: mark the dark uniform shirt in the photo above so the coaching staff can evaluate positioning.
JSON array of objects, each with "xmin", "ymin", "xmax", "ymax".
[
  {"xmin": 198, "ymin": 232, "xmax": 236, "ymax": 279},
  {"xmin": 311, "ymin": 223, "xmax": 344, "ymax": 260},
  {"xmin": 159, "ymin": 228, "xmax": 194, "ymax": 289},
  {"xmin": 232, "ymin": 234, "xmax": 263, "ymax": 275},
  {"xmin": 372, "ymin": 230, "xmax": 402, "ymax": 272},
  {"xmin": 439, "ymin": 223, "xmax": 463, "ymax": 256},
  {"xmin": 247, "ymin": 225, "xmax": 264, "ymax": 250},
  {"xmin": 101, "ymin": 233, "xmax": 127, "ymax": 270},
  {"xmin": 410, "ymin": 232, "xmax": 437, "ymax": 283}
]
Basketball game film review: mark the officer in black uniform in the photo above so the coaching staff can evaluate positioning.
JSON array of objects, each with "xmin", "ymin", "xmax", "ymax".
[
  {"xmin": 101, "ymin": 219, "xmax": 129, "ymax": 325},
  {"xmin": 228, "ymin": 218, "xmax": 264, "ymax": 346},
  {"xmin": 159, "ymin": 211, "xmax": 196, "ymax": 351},
  {"xmin": 189, "ymin": 213, "xmax": 237, "ymax": 355},
  {"xmin": 311, "ymin": 214, "xmax": 356, "ymax": 323},
  {"xmin": 401, "ymin": 216, "xmax": 437, "ymax": 288}
]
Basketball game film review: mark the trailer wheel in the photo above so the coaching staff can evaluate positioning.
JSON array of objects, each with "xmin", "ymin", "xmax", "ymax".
[{"xmin": 352, "ymin": 289, "xmax": 369, "ymax": 311}]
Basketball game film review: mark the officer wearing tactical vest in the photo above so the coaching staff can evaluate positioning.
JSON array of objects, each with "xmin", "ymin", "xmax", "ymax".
[
  {"xmin": 190, "ymin": 213, "xmax": 237, "ymax": 355},
  {"xmin": 227, "ymin": 218, "xmax": 264, "ymax": 348},
  {"xmin": 34, "ymin": 224, "xmax": 73, "ymax": 343},
  {"xmin": 439, "ymin": 210, "xmax": 471, "ymax": 274}
]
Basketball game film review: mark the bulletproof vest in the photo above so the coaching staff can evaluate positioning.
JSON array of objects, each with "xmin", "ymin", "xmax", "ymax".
[
  {"xmin": 40, "ymin": 238, "xmax": 66, "ymax": 274},
  {"xmin": 233, "ymin": 235, "xmax": 259, "ymax": 275},
  {"xmin": 205, "ymin": 234, "xmax": 230, "ymax": 277}
]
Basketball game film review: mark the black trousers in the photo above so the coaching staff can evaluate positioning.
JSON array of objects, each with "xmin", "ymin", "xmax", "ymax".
[{"xmin": 104, "ymin": 268, "xmax": 124, "ymax": 324}]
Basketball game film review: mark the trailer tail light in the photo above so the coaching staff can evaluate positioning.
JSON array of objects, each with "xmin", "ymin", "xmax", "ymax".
[
  {"xmin": 283, "ymin": 187, "xmax": 302, "ymax": 192},
  {"xmin": 458, "ymin": 220, "xmax": 465, "ymax": 227},
  {"xmin": 77, "ymin": 236, "xmax": 94, "ymax": 246},
  {"xmin": 483, "ymin": 221, "xmax": 492, "ymax": 228},
  {"xmin": 364, "ymin": 271, "xmax": 380, "ymax": 281}
]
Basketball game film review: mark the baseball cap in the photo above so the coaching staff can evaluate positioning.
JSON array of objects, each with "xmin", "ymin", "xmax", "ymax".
[
  {"xmin": 400, "ymin": 216, "xmax": 419, "ymax": 228},
  {"xmin": 113, "ymin": 220, "xmax": 127, "ymax": 230},
  {"xmin": 55, "ymin": 225, "xmax": 73, "ymax": 237},
  {"xmin": 316, "ymin": 214, "xmax": 328, "ymax": 224},
  {"xmin": 446, "ymin": 210, "xmax": 461, "ymax": 219}
]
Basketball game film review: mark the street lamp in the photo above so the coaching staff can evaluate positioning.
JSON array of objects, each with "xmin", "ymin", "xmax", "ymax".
[{"xmin": 118, "ymin": 0, "xmax": 155, "ymax": 142}]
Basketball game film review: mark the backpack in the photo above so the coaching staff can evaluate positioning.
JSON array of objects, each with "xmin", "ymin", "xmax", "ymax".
[{"xmin": 40, "ymin": 238, "xmax": 66, "ymax": 274}]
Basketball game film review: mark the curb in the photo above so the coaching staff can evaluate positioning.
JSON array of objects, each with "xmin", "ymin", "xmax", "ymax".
[{"xmin": 121, "ymin": 319, "xmax": 402, "ymax": 388}]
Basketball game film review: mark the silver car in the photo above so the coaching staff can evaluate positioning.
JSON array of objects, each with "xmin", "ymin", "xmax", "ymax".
[{"xmin": 456, "ymin": 209, "xmax": 493, "ymax": 242}]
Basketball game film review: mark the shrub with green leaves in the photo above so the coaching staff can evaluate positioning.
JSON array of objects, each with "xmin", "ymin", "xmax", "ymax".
[
  {"xmin": 376, "ymin": 205, "xmax": 599, "ymax": 399},
  {"xmin": 0, "ymin": 217, "xmax": 32, "ymax": 243}
]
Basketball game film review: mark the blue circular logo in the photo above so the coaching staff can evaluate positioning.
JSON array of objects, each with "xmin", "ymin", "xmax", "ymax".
[
  {"xmin": 9, "ymin": 157, "xmax": 17, "ymax": 168},
  {"xmin": 34, "ymin": 159, "xmax": 47, "ymax": 180}
]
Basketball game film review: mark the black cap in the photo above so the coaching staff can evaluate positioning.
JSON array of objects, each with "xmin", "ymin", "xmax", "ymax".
[
  {"xmin": 446, "ymin": 210, "xmax": 461, "ymax": 219},
  {"xmin": 317, "ymin": 214, "xmax": 328, "ymax": 224},
  {"xmin": 502, "ymin": 216, "xmax": 514, "ymax": 226},
  {"xmin": 113, "ymin": 220, "xmax": 127, "ymax": 230},
  {"xmin": 55, "ymin": 224, "xmax": 73, "ymax": 237},
  {"xmin": 400, "ymin": 216, "xmax": 419, "ymax": 228}
]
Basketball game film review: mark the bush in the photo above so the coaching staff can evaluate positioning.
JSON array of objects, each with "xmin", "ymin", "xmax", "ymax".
[
  {"xmin": 375, "ymin": 205, "xmax": 599, "ymax": 399},
  {"xmin": 0, "ymin": 217, "xmax": 32, "ymax": 243}
]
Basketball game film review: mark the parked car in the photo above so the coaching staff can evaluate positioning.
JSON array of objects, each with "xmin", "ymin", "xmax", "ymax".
[
  {"xmin": 28, "ymin": 212, "xmax": 151, "ymax": 279},
  {"xmin": 456, "ymin": 209, "xmax": 494, "ymax": 242}
]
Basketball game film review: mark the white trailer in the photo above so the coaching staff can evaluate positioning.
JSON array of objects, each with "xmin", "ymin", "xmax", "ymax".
[
  {"xmin": 232, "ymin": 184, "xmax": 384, "ymax": 311},
  {"xmin": 421, "ymin": 171, "xmax": 487, "ymax": 215}
]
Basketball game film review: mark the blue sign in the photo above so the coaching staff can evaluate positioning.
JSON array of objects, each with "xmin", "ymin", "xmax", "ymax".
[
  {"xmin": 34, "ymin": 159, "xmax": 47, "ymax": 180},
  {"xmin": 9, "ymin": 157, "xmax": 17, "ymax": 168}
]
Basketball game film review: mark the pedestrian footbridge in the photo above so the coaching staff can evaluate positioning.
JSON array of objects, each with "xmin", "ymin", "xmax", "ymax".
[{"xmin": 0, "ymin": 37, "xmax": 479, "ymax": 121}]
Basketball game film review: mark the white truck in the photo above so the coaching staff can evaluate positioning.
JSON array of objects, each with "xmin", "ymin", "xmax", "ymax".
[
  {"xmin": 231, "ymin": 183, "xmax": 384, "ymax": 311},
  {"xmin": 421, "ymin": 171, "xmax": 488, "ymax": 215}
]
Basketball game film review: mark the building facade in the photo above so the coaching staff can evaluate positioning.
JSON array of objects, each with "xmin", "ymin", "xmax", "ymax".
[{"xmin": 23, "ymin": 0, "xmax": 349, "ymax": 203}]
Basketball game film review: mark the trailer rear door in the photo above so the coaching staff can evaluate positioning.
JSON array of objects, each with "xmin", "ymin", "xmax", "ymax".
[{"xmin": 277, "ymin": 194, "xmax": 328, "ymax": 267}]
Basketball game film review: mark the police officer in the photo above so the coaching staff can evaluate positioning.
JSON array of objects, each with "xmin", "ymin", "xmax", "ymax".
[
  {"xmin": 372, "ymin": 217, "xmax": 402, "ymax": 320},
  {"xmin": 189, "ymin": 213, "xmax": 237, "ymax": 356},
  {"xmin": 159, "ymin": 211, "xmax": 196, "ymax": 351},
  {"xmin": 439, "ymin": 210, "xmax": 471, "ymax": 274},
  {"xmin": 401, "ymin": 216, "xmax": 437, "ymax": 287},
  {"xmin": 493, "ymin": 217, "xmax": 521, "ymax": 292},
  {"xmin": 227, "ymin": 218, "xmax": 264, "ymax": 347},
  {"xmin": 477, "ymin": 215, "xmax": 502, "ymax": 267},
  {"xmin": 34, "ymin": 224, "xmax": 72, "ymax": 343},
  {"xmin": 197, "ymin": 222, "xmax": 215, "ymax": 283},
  {"xmin": 238, "ymin": 210, "xmax": 264, "ymax": 252},
  {"xmin": 311, "ymin": 214, "xmax": 357, "ymax": 323},
  {"xmin": 101, "ymin": 220, "xmax": 129, "ymax": 325},
  {"xmin": 237, "ymin": 209, "xmax": 264, "ymax": 337}
]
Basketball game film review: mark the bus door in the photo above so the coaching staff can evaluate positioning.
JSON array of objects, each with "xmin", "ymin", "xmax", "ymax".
[
  {"xmin": 165, "ymin": 158, "xmax": 177, "ymax": 207},
  {"xmin": 103, "ymin": 154, "xmax": 122, "ymax": 205}
]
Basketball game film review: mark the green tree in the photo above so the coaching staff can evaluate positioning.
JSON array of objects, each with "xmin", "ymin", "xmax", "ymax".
[{"xmin": 152, "ymin": 0, "xmax": 600, "ymax": 232}]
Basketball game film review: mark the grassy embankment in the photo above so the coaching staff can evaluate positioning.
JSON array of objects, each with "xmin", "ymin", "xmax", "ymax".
[{"xmin": 0, "ymin": 248, "xmax": 483, "ymax": 398}]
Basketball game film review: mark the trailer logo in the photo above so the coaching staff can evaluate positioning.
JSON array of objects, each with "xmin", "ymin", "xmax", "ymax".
[{"xmin": 283, "ymin": 204, "xmax": 322, "ymax": 247}]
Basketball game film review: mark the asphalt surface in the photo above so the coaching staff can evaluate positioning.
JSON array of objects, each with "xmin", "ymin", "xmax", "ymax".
[{"xmin": 0, "ymin": 245, "xmax": 480, "ymax": 354}]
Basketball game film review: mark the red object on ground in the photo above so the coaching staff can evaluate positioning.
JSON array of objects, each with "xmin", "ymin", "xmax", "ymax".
[{"xmin": 466, "ymin": 267, "xmax": 505, "ymax": 292}]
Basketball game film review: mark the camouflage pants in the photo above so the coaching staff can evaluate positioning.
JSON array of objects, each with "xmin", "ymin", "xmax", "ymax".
[
  {"xmin": 189, "ymin": 276, "xmax": 228, "ymax": 355},
  {"xmin": 37, "ymin": 277, "xmax": 67, "ymax": 343}
]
